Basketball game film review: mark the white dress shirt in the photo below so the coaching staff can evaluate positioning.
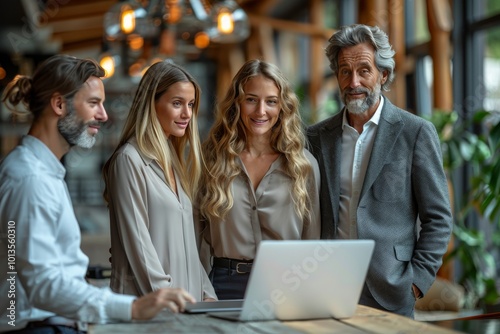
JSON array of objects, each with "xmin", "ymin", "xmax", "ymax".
[
  {"xmin": 338, "ymin": 97, "xmax": 384, "ymax": 239},
  {"xmin": 0, "ymin": 136, "xmax": 134, "ymax": 331}
]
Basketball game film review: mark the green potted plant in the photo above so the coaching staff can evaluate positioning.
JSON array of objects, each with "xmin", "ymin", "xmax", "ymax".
[{"xmin": 428, "ymin": 109, "xmax": 500, "ymax": 310}]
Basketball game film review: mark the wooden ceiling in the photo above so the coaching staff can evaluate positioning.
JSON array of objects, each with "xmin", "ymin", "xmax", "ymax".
[
  {"xmin": 43, "ymin": 0, "xmax": 118, "ymax": 52},
  {"xmin": 0, "ymin": 0, "xmax": 299, "ymax": 56},
  {"xmin": 0, "ymin": 0, "xmax": 335, "ymax": 116},
  {"xmin": 37, "ymin": 0, "xmax": 285, "ymax": 53},
  {"xmin": 0, "ymin": 0, "xmax": 455, "ymax": 132}
]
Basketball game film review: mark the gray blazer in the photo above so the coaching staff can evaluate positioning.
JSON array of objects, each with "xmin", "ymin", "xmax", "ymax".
[{"xmin": 307, "ymin": 97, "xmax": 453, "ymax": 313}]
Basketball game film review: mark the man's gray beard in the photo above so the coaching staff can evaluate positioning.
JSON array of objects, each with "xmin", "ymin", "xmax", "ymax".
[
  {"xmin": 344, "ymin": 83, "xmax": 381, "ymax": 115},
  {"xmin": 57, "ymin": 100, "xmax": 96, "ymax": 149}
]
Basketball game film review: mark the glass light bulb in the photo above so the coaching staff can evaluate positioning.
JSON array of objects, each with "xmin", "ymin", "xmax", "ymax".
[
  {"xmin": 208, "ymin": 1, "xmax": 249, "ymax": 43},
  {"xmin": 217, "ymin": 11, "xmax": 233, "ymax": 34},
  {"xmin": 104, "ymin": 1, "xmax": 158, "ymax": 40},
  {"xmin": 194, "ymin": 31, "xmax": 210, "ymax": 49},
  {"xmin": 128, "ymin": 35, "xmax": 144, "ymax": 50},
  {"xmin": 166, "ymin": 0, "xmax": 183, "ymax": 24},
  {"xmin": 121, "ymin": 8, "xmax": 136, "ymax": 34},
  {"xmin": 100, "ymin": 55, "xmax": 116, "ymax": 78}
]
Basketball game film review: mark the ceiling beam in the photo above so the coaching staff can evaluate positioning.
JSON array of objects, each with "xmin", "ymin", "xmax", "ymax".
[
  {"xmin": 240, "ymin": 0, "xmax": 281, "ymax": 15},
  {"xmin": 43, "ymin": 0, "xmax": 116, "ymax": 21},
  {"xmin": 51, "ymin": 29, "xmax": 104, "ymax": 45},
  {"xmin": 47, "ymin": 16, "xmax": 104, "ymax": 33},
  {"xmin": 247, "ymin": 14, "xmax": 335, "ymax": 39}
]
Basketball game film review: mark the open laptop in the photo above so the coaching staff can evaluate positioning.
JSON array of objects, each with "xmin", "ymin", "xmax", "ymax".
[{"xmin": 185, "ymin": 239, "xmax": 375, "ymax": 321}]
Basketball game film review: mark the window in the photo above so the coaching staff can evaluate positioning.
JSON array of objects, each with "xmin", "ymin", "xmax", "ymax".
[{"xmin": 483, "ymin": 26, "xmax": 500, "ymax": 111}]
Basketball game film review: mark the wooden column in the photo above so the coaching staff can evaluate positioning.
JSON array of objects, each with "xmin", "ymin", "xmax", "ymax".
[
  {"xmin": 358, "ymin": 0, "xmax": 388, "ymax": 31},
  {"xmin": 214, "ymin": 44, "xmax": 246, "ymax": 102},
  {"xmin": 215, "ymin": 47, "xmax": 233, "ymax": 103},
  {"xmin": 245, "ymin": 29, "xmax": 262, "ymax": 60},
  {"xmin": 309, "ymin": 0, "xmax": 324, "ymax": 124},
  {"xmin": 426, "ymin": 0, "xmax": 454, "ymax": 282},
  {"xmin": 426, "ymin": 0, "xmax": 453, "ymax": 111},
  {"xmin": 358, "ymin": 0, "xmax": 406, "ymax": 107},
  {"xmin": 256, "ymin": 22, "xmax": 277, "ymax": 64},
  {"xmin": 388, "ymin": 0, "xmax": 406, "ymax": 108}
]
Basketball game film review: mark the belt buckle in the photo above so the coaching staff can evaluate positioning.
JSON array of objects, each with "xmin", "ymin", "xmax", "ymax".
[{"xmin": 236, "ymin": 262, "xmax": 251, "ymax": 274}]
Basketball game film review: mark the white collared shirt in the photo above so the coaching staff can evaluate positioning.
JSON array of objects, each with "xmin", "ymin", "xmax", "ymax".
[
  {"xmin": 338, "ymin": 97, "xmax": 384, "ymax": 239},
  {"xmin": 0, "ymin": 136, "xmax": 134, "ymax": 331}
]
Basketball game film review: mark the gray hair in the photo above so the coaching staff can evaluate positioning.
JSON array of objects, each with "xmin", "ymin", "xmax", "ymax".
[{"xmin": 325, "ymin": 24, "xmax": 396, "ymax": 91}]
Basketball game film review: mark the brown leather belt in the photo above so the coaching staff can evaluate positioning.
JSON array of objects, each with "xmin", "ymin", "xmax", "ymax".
[
  {"xmin": 213, "ymin": 257, "xmax": 253, "ymax": 274},
  {"xmin": 26, "ymin": 316, "xmax": 79, "ymax": 330}
]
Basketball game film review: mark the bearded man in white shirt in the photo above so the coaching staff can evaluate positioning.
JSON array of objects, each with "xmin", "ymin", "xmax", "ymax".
[{"xmin": 0, "ymin": 54, "xmax": 195, "ymax": 334}]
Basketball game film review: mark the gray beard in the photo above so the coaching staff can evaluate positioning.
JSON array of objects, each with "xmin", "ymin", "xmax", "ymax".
[
  {"xmin": 343, "ymin": 83, "xmax": 381, "ymax": 115},
  {"xmin": 57, "ymin": 100, "xmax": 96, "ymax": 149}
]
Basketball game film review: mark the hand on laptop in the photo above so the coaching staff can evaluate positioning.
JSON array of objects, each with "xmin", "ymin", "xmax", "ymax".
[
  {"xmin": 132, "ymin": 288, "xmax": 196, "ymax": 319},
  {"xmin": 204, "ymin": 297, "xmax": 217, "ymax": 302},
  {"xmin": 411, "ymin": 284, "xmax": 423, "ymax": 300}
]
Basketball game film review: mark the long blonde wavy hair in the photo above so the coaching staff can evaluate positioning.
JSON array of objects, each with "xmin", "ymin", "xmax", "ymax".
[
  {"xmin": 103, "ymin": 61, "xmax": 203, "ymax": 202},
  {"xmin": 198, "ymin": 59, "xmax": 313, "ymax": 224}
]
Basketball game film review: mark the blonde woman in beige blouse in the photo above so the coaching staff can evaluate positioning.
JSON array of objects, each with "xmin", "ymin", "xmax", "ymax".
[
  {"xmin": 196, "ymin": 59, "xmax": 321, "ymax": 300},
  {"xmin": 103, "ymin": 61, "xmax": 216, "ymax": 302}
]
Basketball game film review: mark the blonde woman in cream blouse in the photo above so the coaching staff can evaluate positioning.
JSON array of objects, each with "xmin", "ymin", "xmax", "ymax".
[
  {"xmin": 103, "ymin": 61, "xmax": 216, "ymax": 302},
  {"xmin": 196, "ymin": 59, "xmax": 321, "ymax": 300}
]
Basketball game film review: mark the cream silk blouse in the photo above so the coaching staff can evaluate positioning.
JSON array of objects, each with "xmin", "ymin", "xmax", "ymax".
[
  {"xmin": 106, "ymin": 139, "xmax": 216, "ymax": 301},
  {"xmin": 196, "ymin": 149, "xmax": 321, "ymax": 264}
]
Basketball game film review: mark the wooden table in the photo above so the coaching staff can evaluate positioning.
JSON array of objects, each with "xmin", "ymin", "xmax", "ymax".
[{"xmin": 89, "ymin": 305, "xmax": 464, "ymax": 334}]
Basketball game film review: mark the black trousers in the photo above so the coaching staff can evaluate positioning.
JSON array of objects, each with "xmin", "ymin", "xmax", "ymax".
[{"xmin": 209, "ymin": 266, "xmax": 251, "ymax": 300}]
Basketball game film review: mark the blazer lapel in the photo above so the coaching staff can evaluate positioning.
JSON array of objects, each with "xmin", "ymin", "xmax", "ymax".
[
  {"xmin": 319, "ymin": 112, "xmax": 343, "ymax": 225},
  {"xmin": 360, "ymin": 99, "xmax": 404, "ymax": 200}
]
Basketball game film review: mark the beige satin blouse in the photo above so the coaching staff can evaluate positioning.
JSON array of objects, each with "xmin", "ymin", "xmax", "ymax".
[
  {"xmin": 196, "ymin": 149, "xmax": 321, "ymax": 263},
  {"xmin": 106, "ymin": 139, "xmax": 216, "ymax": 301}
]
